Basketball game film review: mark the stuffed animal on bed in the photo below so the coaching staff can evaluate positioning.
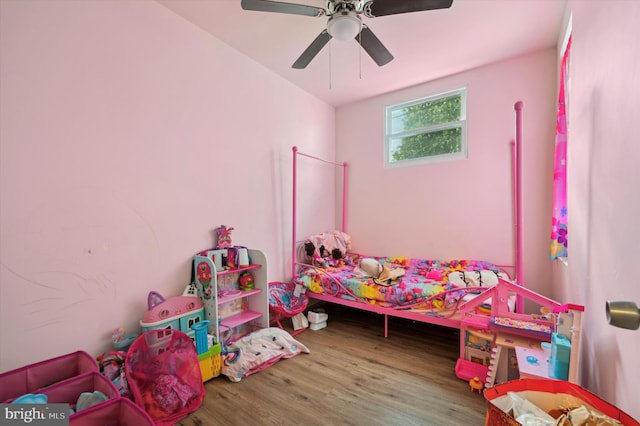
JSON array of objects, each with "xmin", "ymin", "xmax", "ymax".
[
  {"xmin": 327, "ymin": 248, "xmax": 345, "ymax": 267},
  {"xmin": 303, "ymin": 241, "xmax": 346, "ymax": 268},
  {"xmin": 304, "ymin": 241, "xmax": 327, "ymax": 267},
  {"xmin": 357, "ymin": 258, "xmax": 405, "ymax": 286},
  {"xmin": 448, "ymin": 270, "xmax": 507, "ymax": 288},
  {"xmin": 302, "ymin": 230, "xmax": 351, "ymax": 267}
]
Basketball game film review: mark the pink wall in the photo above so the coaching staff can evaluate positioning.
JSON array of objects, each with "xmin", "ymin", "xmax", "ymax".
[
  {"xmin": 335, "ymin": 49, "xmax": 557, "ymax": 298},
  {"xmin": 0, "ymin": 0, "xmax": 335, "ymax": 372},
  {"xmin": 3, "ymin": 0, "xmax": 638, "ymax": 419},
  {"xmin": 564, "ymin": 0, "xmax": 640, "ymax": 420}
]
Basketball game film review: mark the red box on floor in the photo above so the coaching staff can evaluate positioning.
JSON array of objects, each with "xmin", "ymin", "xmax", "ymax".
[{"xmin": 484, "ymin": 379, "xmax": 639, "ymax": 426}]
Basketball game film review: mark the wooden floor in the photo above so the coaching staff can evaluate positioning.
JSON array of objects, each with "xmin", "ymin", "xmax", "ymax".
[{"xmin": 178, "ymin": 303, "xmax": 488, "ymax": 426}]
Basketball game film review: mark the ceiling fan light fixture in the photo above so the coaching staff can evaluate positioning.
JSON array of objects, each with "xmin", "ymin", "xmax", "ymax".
[{"xmin": 327, "ymin": 14, "xmax": 361, "ymax": 41}]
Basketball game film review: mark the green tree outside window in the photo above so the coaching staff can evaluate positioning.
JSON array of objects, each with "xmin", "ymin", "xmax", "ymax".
[{"xmin": 386, "ymin": 89, "xmax": 467, "ymax": 166}]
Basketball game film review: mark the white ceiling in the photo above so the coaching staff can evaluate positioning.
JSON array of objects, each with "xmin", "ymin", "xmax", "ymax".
[{"xmin": 156, "ymin": 0, "xmax": 567, "ymax": 107}]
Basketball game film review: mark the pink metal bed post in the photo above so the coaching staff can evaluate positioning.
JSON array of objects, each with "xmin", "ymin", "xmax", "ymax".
[
  {"xmin": 292, "ymin": 146, "xmax": 299, "ymax": 280},
  {"xmin": 514, "ymin": 101, "xmax": 525, "ymax": 312},
  {"xmin": 342, "ymin": 162, "xmax": 348, "ymax": 234},
  {"xmin": 291, "ymin": 146, "xmax": 349, "ymax": 279}
]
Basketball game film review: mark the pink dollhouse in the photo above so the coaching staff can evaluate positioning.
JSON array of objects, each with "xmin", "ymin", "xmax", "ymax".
[
  {"xmin": 139, "ymin": 291, "xmax": 205, "ymax": 354},
  {"xmin": 455, "ymin": 278, "xmax": 584, "ymax": 388}
]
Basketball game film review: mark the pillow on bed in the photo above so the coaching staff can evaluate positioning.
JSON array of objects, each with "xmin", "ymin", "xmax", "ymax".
[{"xmin": 448, "ymin": 270, "xmax": 507, "ymax": 288}]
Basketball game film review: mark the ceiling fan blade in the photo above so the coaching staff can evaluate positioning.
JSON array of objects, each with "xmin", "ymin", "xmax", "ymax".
[
  {"xmin": 355, "ymin": 25, "xmax": 393, "ymax": 66},
  {"xmin": 365, "ymin": 0, "xmax": 453, "ymax": 18},
  {"xmin": 241, "ymin": 0, "xmax": 324, "ymax": 17},
  {"xmin": 292, "ymin": 30, "xmax": 332, "ymax": 69}
]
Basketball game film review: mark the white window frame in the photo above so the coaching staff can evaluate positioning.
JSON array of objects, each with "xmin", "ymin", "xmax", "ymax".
[{"xmin": 385, "ymin": 88, "xmax": 468, "ymax": 168}]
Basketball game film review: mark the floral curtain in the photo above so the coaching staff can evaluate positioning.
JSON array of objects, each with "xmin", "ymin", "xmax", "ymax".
[{"xmin": 549, "ymin": 37, "xmax": 571, "ymax": 259}]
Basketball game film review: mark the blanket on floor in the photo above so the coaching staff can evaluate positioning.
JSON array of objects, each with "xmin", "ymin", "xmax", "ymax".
[{"xmin": 221, "ymin": 327, "xmax": 310, "ymax": 382}]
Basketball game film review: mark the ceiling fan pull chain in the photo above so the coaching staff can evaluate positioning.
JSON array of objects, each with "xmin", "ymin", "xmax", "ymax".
[
  {"xmin": 359, "ymin": 31, "xmax": 362, "ymax": 80},
  {"xmin": 329, "ymin": 41, "xmax": 332, "ymax": 89}
]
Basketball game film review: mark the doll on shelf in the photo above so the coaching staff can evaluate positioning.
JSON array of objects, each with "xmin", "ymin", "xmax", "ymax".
[{"xmin": 215, "ymin": 225, "xmax": 234, "ymax": 249}]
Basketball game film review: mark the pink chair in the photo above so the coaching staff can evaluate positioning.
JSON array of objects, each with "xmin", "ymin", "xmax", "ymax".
[{"xmin": 268, "ymin": 281, "xmax": 309, "ymax": 336}]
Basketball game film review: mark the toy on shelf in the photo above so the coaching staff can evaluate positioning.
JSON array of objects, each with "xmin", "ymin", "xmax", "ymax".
[
  {"xmin": 215, "ymin": 225, "xmax": 234, "ymax": 249},
  {"xmin": 237, "ymin": 248, "xmax": 250, "ymax": 267},
  {"xmin": 197, "ymin": 225, "xmax": 254, "ymax": 272},
  {"xmin": 239, "ymin": 272, "xmax": 255, "ymax": 291}
]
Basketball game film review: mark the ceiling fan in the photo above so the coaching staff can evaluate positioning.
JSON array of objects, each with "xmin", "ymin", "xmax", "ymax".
[{"xmin": 241, "ymin": 0, "xmax": 454, "ymax": 69}]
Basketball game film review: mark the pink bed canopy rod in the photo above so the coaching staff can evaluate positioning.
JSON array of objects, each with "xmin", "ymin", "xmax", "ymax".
[
  {"xmin": 291, "ymin": 146, "xmax": 348, "ymax": 279},
  {"xmin": 513, "ymin": 101, "xmax": 525, "ymax": 311},
  {"xmin": 291, "ymin": 102, "xmax": 525, "ymax": 290}
]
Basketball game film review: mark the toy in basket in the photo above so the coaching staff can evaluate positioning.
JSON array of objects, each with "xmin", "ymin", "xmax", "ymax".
[
  {"xmin": 125, "ymin": 329, "xmax": 204, "ymax": 426},
  {"xmin": 190, "ymin": 320, "xmax": 221, "ymax": 382}
]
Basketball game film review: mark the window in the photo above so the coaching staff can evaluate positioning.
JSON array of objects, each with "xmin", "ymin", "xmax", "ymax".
[
  {"xmin": 187, "ymin": 316, "xmax": 201, "ymax": 329},
  {"xmin": 385, "ymin": 88, "xmax": 467, "ymax": 167}
]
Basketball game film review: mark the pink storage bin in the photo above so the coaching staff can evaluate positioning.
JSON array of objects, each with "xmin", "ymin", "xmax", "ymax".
[
  {"xmin": 40, "ymin": 372, "xmax": 119, "ymax": 410},
  {"xmin": 70, "ymin": 397, "xmax": 154, "ymax": 426},
  {"xmin": 0, "ymin": 351, "xmax": 98, "ymax": 402}
]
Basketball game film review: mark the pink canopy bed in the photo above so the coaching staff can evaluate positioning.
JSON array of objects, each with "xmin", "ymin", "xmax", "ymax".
[
  {"xmin": 290, "ymin": 102, "xmax": 528, "ymax": 336},
  {"xmin": 289, "ymin": 103, "xmax": 584, "ymax": 386}
]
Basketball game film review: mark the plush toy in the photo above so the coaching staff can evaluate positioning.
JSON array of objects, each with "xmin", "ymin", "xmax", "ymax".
[
  {"xmin": 358, "ymin": 258, "xmax": 383, "ymax": 278},
  {"xmin": 304, "ymin": 241, "xmax": 327, "ymax": 267},
  {"xmin": 448, "ymin": 270, "xmax": 506, "ymax": 288},
  {"xmin": 358, "ymin": 258, "xmax": 405, "ymax": 286},
  {"xmin": 331, "ymin": 248, "xmax": 343, "ymax": 261},
  {"xmin": 327, "ymin": 248, "xmax": 345, "ymax": 267},
  {"xmin": 303, "ymin": 242, "xmax": 316, "ymax": 258},
  {"xmin": 303, "ymin": 241, "xmax": 346, "ymax": 268}
]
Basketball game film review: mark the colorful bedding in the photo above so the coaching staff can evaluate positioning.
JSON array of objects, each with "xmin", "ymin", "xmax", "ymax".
[{"xmin": 294, "ymin": 252, "xmax": 506, "ymax": 309}]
